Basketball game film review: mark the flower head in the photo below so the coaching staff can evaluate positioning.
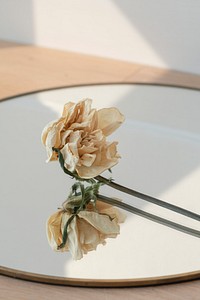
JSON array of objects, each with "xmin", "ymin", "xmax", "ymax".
[
  {"xmin": 46, "ymin": 200, "xmax": 126, "ymax": 260},
  {"xmin": 42, "ymin": 99, "xmax": 124, "ymax": 178}
]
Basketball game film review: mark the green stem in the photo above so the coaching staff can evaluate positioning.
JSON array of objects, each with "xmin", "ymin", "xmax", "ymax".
[
  {"xmin": 96, "ymin": 175, "xmax": 200, "ymax": 222},
  {"xmin": 98, "ymin": 194, "xmax": 200, "ymax": 239},
  {"xmin": 53, "ymin": 148, "xmax": 200, "ymax": 239},
  {"xmin": 57, "ymin": 214, "xmax": 76, "ymax": 250}
]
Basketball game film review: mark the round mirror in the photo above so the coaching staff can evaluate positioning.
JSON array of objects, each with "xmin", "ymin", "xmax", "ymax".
[{"xmin": 0, "ymin": 84, "xmax": 200, "ymax": 286}]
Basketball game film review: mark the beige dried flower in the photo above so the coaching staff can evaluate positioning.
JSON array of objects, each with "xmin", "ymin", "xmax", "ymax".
[
  {"xmin": 47, "ymin": 201, "xmax": 126, "ymax": 260},
  {"xmin": 42, "ymin": 99, "xmax": 124, "ymax": 178}
]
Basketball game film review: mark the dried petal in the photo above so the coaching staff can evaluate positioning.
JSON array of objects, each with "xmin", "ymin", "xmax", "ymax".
[
  {"xmin": 42, "ymin": 99, "xmax": 124, "ymax": 178},
  {"xmin": 97, "ymin": 107, "xmax": 125, "ymax": 136},
  {"xmin": 46, "ymin": 201, "xmax": 126, "ymax": 260}
]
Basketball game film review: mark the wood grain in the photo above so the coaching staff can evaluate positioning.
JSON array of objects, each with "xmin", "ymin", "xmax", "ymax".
[
  {"xmin": 1, "ymin": 266, "xmax": 200, "ymax": 288},
  {"xmin": 0, "ymin": 40, "xmax": 200, "ymax": 298},
  {"xmin": 1, "ymin": 275, "xmax": 200, "ymax": 300},
  {"xmin": 1, "ymin": 41, "xmax": 200, "ymax": 102}
]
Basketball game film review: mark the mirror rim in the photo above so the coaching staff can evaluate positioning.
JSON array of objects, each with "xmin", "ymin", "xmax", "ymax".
[{"xmin": 1, "ymin": 82, "xmax": 200, "ymax": 287}]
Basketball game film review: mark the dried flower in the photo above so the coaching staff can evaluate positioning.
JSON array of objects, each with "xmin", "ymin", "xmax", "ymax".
[
  {"xmin": 43, "ymin": 99, "xmax": 200, "ymax": 262},
  {"xmin": 46, "ymin": 201, "xmax": 126, "ymax": 260},
  {"xmin": 42, "ymin": 99, "xmax": 124, "ymax": 178},
  {"xmin": 42, "ymin": 100, "xmax": 126, "ymax": 260}
]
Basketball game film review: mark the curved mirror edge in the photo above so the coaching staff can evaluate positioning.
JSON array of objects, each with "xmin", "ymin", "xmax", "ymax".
[{"xmin": 0, "ymin": 84, "xmax": 200, "ymax": 287}]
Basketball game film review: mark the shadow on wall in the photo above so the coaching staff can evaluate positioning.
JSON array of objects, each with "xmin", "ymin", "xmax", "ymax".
[
  {"xmin": 112, "ymin": 0, "xmax": 200, "ymax": 73},
  {"xmin": 0, "ymin": 0, "xmax": 200, "ymax": 73}
]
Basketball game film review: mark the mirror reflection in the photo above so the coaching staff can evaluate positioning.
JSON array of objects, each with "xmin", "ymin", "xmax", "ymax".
[{"xmin": 0, "ymin": 84, "xmax": 200, "ymax": 280}]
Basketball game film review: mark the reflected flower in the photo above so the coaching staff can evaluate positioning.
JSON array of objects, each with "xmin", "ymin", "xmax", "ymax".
[{"xmin": 47, "ymin": 201, "xmax": 126, "ymax": 260}]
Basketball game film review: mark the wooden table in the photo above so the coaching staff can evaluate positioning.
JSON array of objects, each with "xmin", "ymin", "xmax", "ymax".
[{"xmin": 0, "ymin": 40, "xmax": 200, "ymax": 299}]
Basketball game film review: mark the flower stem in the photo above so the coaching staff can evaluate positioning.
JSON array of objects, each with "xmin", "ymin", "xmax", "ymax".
[
  {"xmin": 57, "ymin": 214, "xmax": 76, "ymax": 250},
  {"xmin": 98, "ymin": 194, "xmax": 200, "ymax": 239},
  {"xmin": 54, "ymin": 148, "xmax": 200, "ymax": 223},
  {"xmin": 96, "ymin": 175, "xmax": 200, "ymax": 222}
]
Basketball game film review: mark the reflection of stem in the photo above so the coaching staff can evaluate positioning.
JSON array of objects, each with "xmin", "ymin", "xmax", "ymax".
[
  {"xmin": 96, "ymin": 175, "xmax": 200, "ymax": 222},
  {"xmin": 98, "ymin": 194, "xmax": 200, "ymax": 239},
  {"xmin": 54, "ymin": 147, "xmax": 200, "ymax": 234},
  {"xmin": 57, "ymin": 214, "xmax": 76, "ymax": 250}
]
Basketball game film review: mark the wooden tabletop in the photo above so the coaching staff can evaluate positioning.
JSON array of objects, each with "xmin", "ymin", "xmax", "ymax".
[
  {"xmin": 0, "ymin": 40, "xmax": 200, "ymax": 299},
  {"xmin": 1, "ymin": 274, "xmax": 200, "ymax": 300}
]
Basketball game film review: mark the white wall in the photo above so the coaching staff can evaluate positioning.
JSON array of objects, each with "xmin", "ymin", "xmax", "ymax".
[{"xmin": 0, "ymin": 0, "xmax": 200, "ymax": 74}]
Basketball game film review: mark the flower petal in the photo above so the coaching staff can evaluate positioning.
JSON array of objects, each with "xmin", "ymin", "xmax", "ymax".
[
  {"xmin": 79, "ymin": 211, "xmax": 120, "ymax": 236},
  {"xmin": 42, "ymin": 118, "xmax": 65, "ymax": 161},
  {"xmin": 62, "ymin": 215, "xmax": 83, "ymax": 260},
  {"xmin": 76, "ymin": 141, "xmax": 119, "ymax": 178},
  {"xmin": 77, "ymin": 217, "xmax": 102, "ymax": 253},
  {"xmin": 62, "ymin": 102, "xmax": 75, "ymax": 118},
  {"xmin": 61, "ymin": 143, "xmax": 79, "ymax": 172},
  {"xmin": 96, "ymin": 200, "xmax": 126, "ymax": 223},
  {"xmin": 97, "ymin": 107, "xmax": 125, "ymax": 136},
  {"xmin": 46, "ymin": 210, "xmax": 63, "ymax": 251},
  {"xmin": 80, "ymin": 153, "xmax": 96, "ymax": 167}
]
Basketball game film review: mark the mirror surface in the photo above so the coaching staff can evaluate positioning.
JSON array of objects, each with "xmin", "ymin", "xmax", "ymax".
[{"xmin": 0, "ymin": 84, "xmax": 200, "ymax": 280}]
